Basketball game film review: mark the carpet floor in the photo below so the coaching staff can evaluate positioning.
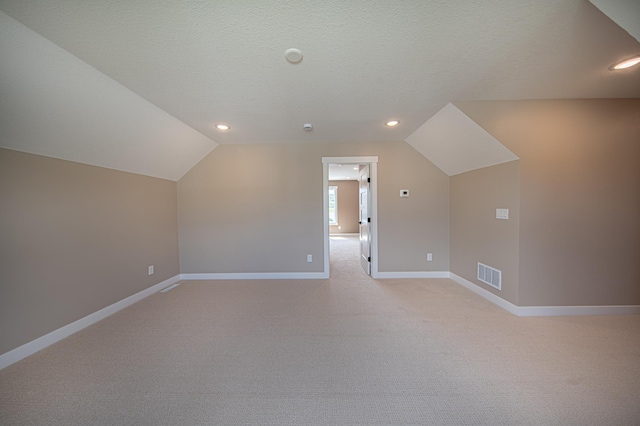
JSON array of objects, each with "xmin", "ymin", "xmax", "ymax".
[{"xmin": 1, "ymin": 235, "xmax": 639, "ymax": 425}]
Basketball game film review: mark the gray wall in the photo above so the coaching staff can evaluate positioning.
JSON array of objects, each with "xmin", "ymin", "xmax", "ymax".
[
  {"xmin": 450, "ymin": 161, "xmax": 520, "ymax": 304},
  {"xmin": 329, "ymin": 180, "xmax": 359, "ymax": 234},
  {"xmin": 178, "ymin": 140, "xmax": 450, "ymax": 274},
  {"xmin": 0, "ymin": 148, "xmax": 179, "ymax": 355},
  {"xmin": 456, "ymin": 99, "xmax": 640, "ymax": 306}
]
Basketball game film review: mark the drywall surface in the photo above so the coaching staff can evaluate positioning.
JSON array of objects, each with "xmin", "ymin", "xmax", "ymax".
[
  {"xmin": 450, "ymin": 161, "xmax": 520, "ymax": 305},
  {"xmin": 0, "ymin": 149, "xmax": 179, "ymax": 354},
  {"xmin": 178, "ymin": 141, "xmax": 449, "ymax": 274},
  {"xmin": 457, "ymin": 99, "xmax": 640, "ymax": 306}
]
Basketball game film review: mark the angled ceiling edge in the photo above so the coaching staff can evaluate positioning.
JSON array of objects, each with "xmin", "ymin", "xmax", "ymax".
[
  {"xmin": 0, "ymin": 11, "xmax": 218, "ymax": 182},
  {"xmin": 589, "ymin": 0, "xmax": 640, "ymax": 42},
  {"xmin": 405, "ymin": 103, "xmax": 518, "ymax": 177}
]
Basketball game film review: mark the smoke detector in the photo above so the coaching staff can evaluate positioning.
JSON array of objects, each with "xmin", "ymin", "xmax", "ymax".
[
  {"xmin": 303, "ymin": 123, "xmax": 313, "ymax": 131},
  {"xmin": 285, "ymin": 48, "xmax": 303, "ymax": 64}
]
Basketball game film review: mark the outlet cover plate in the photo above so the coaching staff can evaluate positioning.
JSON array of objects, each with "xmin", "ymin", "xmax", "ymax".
[{"xmin": 496, "ymin": 208, "xmax": 509, "ymax": 220}]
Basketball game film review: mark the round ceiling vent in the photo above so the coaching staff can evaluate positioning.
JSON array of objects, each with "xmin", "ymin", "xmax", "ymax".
[{"xmin": 285, "ymin": 48, "xmax": 303, "ymax": 64}]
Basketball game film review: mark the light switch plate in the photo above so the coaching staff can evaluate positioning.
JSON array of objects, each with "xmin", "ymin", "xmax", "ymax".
[{"xmin": 496, "ymin": 209, "xmax": 509, "ymax": 220}]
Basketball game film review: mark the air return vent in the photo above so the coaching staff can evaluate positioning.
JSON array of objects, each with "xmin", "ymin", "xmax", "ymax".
[{"xmin": 477, "ymin": 262, "xmax": 501, "ymax": 290}]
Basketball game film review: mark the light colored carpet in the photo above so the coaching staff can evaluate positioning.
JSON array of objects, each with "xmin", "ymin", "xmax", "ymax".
[{"xmin": 1, "ymin": 235, "xmax": 639, "ymax": 425}]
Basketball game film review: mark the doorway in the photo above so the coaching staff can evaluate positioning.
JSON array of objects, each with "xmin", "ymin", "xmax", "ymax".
[{"xmin": 322, "ymin": 156, "xmax": 378, "ymax": 278}]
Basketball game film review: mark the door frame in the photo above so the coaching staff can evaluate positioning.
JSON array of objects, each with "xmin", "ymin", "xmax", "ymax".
[{"xmin": 322, "ymin": 156, "xmax": 379, "ymax": 278}]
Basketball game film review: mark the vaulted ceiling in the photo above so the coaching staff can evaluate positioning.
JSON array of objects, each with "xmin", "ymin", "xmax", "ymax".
[{"xmin": 1, "ymin": 1, "xmax": 638, "ymax": 180}]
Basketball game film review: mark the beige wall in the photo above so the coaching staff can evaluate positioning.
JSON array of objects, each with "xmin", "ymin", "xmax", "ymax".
[
  {"xmin": 0, "ymin": 149, "xmax": 179, "ymax": 355},
  {"xmin": 450, "ymin": 161, "xmax": 520, "ymax": 304},
  {"xmin": 329, "ymin": 180, "xmax": 359, "ymax": 234},
  {"xmin": 178, "ymin": 140, "xmax": 450, "ymax": 274},
  {"xmin": 457, "ymin": 99, "xmax": 640, "ymax": 306}
]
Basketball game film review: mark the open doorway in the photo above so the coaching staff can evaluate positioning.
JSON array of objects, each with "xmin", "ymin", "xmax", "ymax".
[{"xmin": 322, "ymin": 157, "xmax": 378, "ymax": 278}]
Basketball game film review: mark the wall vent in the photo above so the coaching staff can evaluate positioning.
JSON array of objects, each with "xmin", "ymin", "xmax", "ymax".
[{"xmin": 477, "ymin": 262, "xmax": 501, "ymax": 290}]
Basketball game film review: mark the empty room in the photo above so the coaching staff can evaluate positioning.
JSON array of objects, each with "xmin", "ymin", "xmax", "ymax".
[{"xmin": 1, "ymin": 1, "xmax": 639, "ymax": 424}]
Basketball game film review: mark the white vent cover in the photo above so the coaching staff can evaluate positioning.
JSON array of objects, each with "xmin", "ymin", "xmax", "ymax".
[{"xmin": 477, "ymin": 262, "xmax": 502, "ymax": 290}]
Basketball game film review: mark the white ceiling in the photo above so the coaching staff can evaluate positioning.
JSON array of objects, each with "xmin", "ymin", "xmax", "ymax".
[
  {"xmin": 590, "ymin": 0, "xmax": 640, "ymax": 42},
  {"xmin": 0, "ymin": 1, "xmax": 639, "ymax": 180},
  {"xmin": 0, "ymin": 11, "xmax": 216, "ymax": 181},
  {"xmin": 407, "ymin": 104, "xmax": 519, "ymax": 176}
]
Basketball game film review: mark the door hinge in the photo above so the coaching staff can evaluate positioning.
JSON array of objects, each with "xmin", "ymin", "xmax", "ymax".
[
  {"xmin": 367, "ymin": 177, "xmax": 370, "ymax": 183},
  {"xmin": 368, "ymin": 256, "xmax": 371, "ymax": 262},
  {"xmin": 368, "ymin": 217, "xmax": 371, "ymax": 223}
]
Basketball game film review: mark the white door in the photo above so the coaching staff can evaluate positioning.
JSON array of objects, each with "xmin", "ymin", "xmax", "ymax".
[{"xmin": 359, "ymin": 165, "xmax": 371, "ymax": 275}]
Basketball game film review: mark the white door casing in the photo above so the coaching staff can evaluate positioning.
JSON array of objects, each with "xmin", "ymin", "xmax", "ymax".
[
  {"xmin": 359, "ymin": 165, "xmax": 371, "ymax": 275},
  {"xmin": 322, "ymin": 156, "xmax": 378, "ymax": 278}
]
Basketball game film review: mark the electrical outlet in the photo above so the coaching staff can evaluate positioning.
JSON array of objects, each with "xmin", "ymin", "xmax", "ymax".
[
  {"xmin": 427, "ymin": 253, "xmax": 433, "ymax": 261},
  {"xmin": 148, "ymin": 265, "xmax": 154, "ymax": 275},
  {"xmin": 307, "ymin": 254, "xmax": 313, "ymax": 263}
]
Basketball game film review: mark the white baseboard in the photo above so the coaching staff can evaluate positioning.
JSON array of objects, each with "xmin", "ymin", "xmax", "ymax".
[
  {"xmin": 374, "ymin": 271, "xmax": 450, "ymax": 279},
  {"xmin": 4, "ymin": 271, "xmax": 637, "ymax": 371},
  {"xmin": 448, "ymin": 272, "xmax": 640, "ymax": 317},
  {"xmin": 515, "ymin": 305, "xmax": 640, "ymax": 316},
  {"xmin": 0, "ymin": 274, "xmax": 181, "ymax": 370},
  {"xmin": 449, "ymin": 272, "xmax": 520, "ymax": 315},
  {"xmin": 180, "ymin": 272, "xmax": 329, "ymax": 280}
]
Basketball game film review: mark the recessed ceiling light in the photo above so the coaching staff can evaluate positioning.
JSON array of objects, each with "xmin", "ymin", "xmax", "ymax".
[
  {"xmin": 353, "ymin": 167, "xmax": 358, "ymax": 170},
  {"xmin": 611, "ymin": 55, "xmax": 640, "ymax": 70},
  {"xmin": 386, "ymin": 120, "xmax": 399, "ymax": 127},
  {"xmin": 216, "ymin": 124, "xmax": 230, "ymax": 131}
]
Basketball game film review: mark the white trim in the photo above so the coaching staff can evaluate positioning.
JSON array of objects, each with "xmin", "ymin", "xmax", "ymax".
[
  {"xmin": 323, "ymin": 161, "xmax": 330, "ymax": 277},
  {"xmin": 449, "ymin": 272, "xmax": 640, "ymax": 317},
  {"xmin": 449, "ymin": 272, "xmax": 519, "ymax": 315},
  {"xmin": 374, "ymin": 271, "xmax": 450, "ymax": 279},
  {"xmin": 322, "ymin": 156, "xmax": 379, "ymax": 278},
  {"xmin": 370, "ymin": 162, "xmax": 379, "ymax": 277},
  {"xmin": 515, "ymin": 305, "xmax": 640, "ymax": 317},
  {"xmin": 180, "ymin": 272, "xmax": 329, "ymax": 280},
  {"xmin": 160, "ymin": 283, "xmax": 181, "ymax": 293},
  {"xmin": 0, "ymin": 274, "xmax": 181, "ymax": 370}
]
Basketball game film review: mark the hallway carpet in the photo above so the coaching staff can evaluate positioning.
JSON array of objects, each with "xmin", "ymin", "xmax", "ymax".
[{"xmin": 1, "ymin": 235, "xmax": 639, "ymax": 424}]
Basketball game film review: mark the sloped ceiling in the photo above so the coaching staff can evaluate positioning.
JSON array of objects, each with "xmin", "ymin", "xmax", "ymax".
[
  {"xmin": 0, "ymin": 1, "xmax": 638, "ymax": 180},
  {"xmin": 406, "ymin": 104, "xmax": 518, "ymax": 176},
  {"xmin": 590, "ymin": 0, "xmax": 640, "ymax": 42},
  {"xmin": 0, "ymin": 11, "xmax": 216, "ymax": 181}
]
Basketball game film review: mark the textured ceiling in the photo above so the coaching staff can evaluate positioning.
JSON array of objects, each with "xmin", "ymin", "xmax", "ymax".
[
  {"xmin": 0, "ymin": 1, "xmax": 639, "ymax": 179},
  {"xmin": 590, "ymin": 0, "xmax": 640, "ymax": 42}
]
